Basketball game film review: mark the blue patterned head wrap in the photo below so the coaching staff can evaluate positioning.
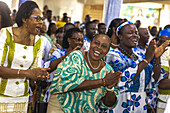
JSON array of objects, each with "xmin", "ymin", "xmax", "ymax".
[
  {"xmin": 116, "ymin": 21, "xmax": 134, "ymax": 36},
  {"xmin": 159, "ymin": 28, "xmax": 170, "ymax": 37}
]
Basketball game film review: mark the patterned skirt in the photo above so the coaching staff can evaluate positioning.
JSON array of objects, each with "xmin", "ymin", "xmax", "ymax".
[{"xmin": 0, "ymin": 96, "xmax": 29, "ymax": 112}]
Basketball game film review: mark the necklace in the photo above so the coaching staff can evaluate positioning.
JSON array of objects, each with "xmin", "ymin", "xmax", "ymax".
[
  {"xmin": 87, "ymin": 52, "xmax": 101, "ymax": 70},
  {"xmin": 119, "ymin": 46, "xmax": 135, "ymax": 58},
  {"xmin": 111, "ymin": 43, "xmax": 119, "ymax": 46}
]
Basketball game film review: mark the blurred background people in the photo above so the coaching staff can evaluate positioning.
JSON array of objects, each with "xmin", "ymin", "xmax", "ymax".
[
  {"xmin": 0, "ymin": 1, "xmax": 13, "ymax": 30},
  {"xmin": 98, "ymin": 23, "xmax": 106, "ymax": 34}
]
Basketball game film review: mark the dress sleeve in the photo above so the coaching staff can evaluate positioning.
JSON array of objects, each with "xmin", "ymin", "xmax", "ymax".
[{"xmin": 50, "ymin": 50, "xmax": 85, "ymax": 93}]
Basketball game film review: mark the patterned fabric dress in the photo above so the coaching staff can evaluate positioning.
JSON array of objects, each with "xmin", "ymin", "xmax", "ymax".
[
  {"xmin": 133, "ymin": 44, "xmax": 159, "ymax": 110},
  {"xmin": 0, "ymin": 27, "xmax": 43, "ymax": 112},
  {"xmin": 50, "ymin": 50, "xmax": 118, "ymax": 113},
  {"xmin": 102, "ymin": 48, "xmax": 167, "ymax": 113}
]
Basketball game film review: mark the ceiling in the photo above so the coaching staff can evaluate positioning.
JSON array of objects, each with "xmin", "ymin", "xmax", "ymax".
[{"xmin": 123, "ymin": 0, "xmax": 170, "ymax": 4}]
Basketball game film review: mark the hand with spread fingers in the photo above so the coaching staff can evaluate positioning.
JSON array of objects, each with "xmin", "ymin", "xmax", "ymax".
[
  {"xmin": 104, "ymin": 70, "xmax": 122, "ymax": 88},
  {"xmin": 27, "ymin": 68, "xmax": 50, "ymax": 80},
  {"xmin": 145, "ymin": 40, "xmax": 157, "ymax": 63},
  {"xmin": 155, "ymin": 40, "xmax": 170, "ymax": 58}
]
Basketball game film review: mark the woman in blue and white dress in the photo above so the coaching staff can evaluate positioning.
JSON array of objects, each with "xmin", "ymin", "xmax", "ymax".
[{"xmin": 103, "ymin": 21, "xmax": 169, "ymax": 113}]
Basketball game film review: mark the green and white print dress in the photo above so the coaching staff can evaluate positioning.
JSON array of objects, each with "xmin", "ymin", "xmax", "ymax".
[
  {"xmin": 50, "ymin": 50, "xmax": 118, "ymax": 113},
  {"xmin": 0, "ymin": 27, "xmax": 43, "ymax": 112}
]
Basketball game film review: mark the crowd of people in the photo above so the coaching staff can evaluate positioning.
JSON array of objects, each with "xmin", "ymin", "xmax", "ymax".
[{"xmin": 0, "ymin": 1, "xmax": 170, "ymax": 113}]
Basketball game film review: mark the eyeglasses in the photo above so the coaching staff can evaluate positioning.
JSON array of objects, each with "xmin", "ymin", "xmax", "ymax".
[
  {"xmin": 31, "ymin": 15, "xmax": 45, "ymax": 22},
  {"xmin": 71, "ymin": 38, "xmax": 85, "ymax": 42}
]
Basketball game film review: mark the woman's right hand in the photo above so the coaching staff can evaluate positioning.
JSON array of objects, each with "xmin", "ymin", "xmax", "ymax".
[
  {"xmin": 104, "ymin": 70, "xmax": 122, "ymax": 86},
  {"xmin": 27, "ymin": 67, "xmax": 50, "ymax": 80},
  {"xmin": 145, "ymin": 40, "xmax": 157, "ymax": 62}
]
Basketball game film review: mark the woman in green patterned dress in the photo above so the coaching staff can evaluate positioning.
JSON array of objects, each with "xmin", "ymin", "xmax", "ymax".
[{"xmin": 47, "ymin": 34, "xmax": 122, "ymax": 113}]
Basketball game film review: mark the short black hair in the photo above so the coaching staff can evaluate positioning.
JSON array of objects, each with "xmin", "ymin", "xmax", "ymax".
[
  {"xmin": 85, "ymin": 21, "xmax": 96, "ymax": 29},
  {"xmin": 107, "ymin": 18, "xmax": 124, "ymax": 38},
  {"xmin": 98, "ymin": 23, "xmax": 106, "ymax": 28},
  {"xmin": 15, "ymin": 1, "xmax": 39, "ymax": 27},
  {"xmin": 62, "ymin": 28, "xmax": 82, "ymax": 49},
  {"xmin": 46, "ymin": 10, "xmax": 52, "ymax": 14},
  {"xmin": 55, "ymin": 27, "xmax": 64, "ymax": 35},
  {"xmin": 63, "ymin": 23, "xmax": 75, "ymax": 32}
]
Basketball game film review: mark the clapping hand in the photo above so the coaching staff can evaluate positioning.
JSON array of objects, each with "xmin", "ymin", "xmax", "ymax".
[
  {"xmin": 155, "ymin": 40, "xmax": 170, "ymax": 58},
  {"xmin": 28, "ymin": 67, "xmax": 50, "ymax": 80},
  {"xmin": 104, "ymin": 70, "xmax": 122, "ymax": 88}
]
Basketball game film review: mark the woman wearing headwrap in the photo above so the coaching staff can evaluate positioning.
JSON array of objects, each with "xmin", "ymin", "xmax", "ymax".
[{"xmin": 105, "ymin": 21, "xmax": 169, "ymax": 113}]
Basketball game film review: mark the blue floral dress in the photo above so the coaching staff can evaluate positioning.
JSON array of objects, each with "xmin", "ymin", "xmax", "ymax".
[{"xmin": 99, "ymin": 48, "xmax": 167, "ymax": 113}]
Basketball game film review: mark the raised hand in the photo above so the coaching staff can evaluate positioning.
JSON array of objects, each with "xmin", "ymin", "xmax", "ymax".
[
  {"xmin": 155, "ymin": 40, "xmax": 170, "ymax": 58},
  {"xmin": 27, "ymin": 67, "xmax": 50, "ymax": 80},
  {"xmin": 145, "ymin": 40, "xmax": 157, "ymax": 62},
  {"xmin": 104, "ymin": 70, "xmax": 122, "ymax": 87}
]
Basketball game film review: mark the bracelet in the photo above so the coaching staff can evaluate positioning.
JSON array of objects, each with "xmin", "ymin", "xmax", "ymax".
[
  {"xmin": 17, "ymin": 69, "xmax": 20, "ymax": 77},
  {"xmin": 106, "ymin": 86, "xmax": 115, "ymax": 92},
  {"xmin": 143, "ymin": 59, "xmax": 149, "ymax": 64},
  {"xmin": 102, "ymin": 79, "xmax": 106, "ymax": 86}
]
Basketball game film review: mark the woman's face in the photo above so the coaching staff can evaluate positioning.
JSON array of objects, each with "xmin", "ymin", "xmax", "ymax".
[
  {"xmin": 89, "ymin": 35, "xmax": 110, "ymax": 61},
  {"xmin": 119, "ymin": 24, "xmax": 139, "ymax": 48},
  {"xmin": 68, "ymin": 32, "xmax": 84, "ymax": 49},
  {"xmin": 56, "ymin": 32, "xmax": 64, "ymax": 46},
  {"xmin": 25, "ymin": 8, "xmax": 43, "ymax": 35}
]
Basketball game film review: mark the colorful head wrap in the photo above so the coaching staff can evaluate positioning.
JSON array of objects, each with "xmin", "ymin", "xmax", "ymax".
[
  {"xmin": 159, "ymin": 28, "xmax": 170, "ymax": 37},
  {"xmin": 116, "ymin": 21, "xmax": 133, "ymax": 36}
]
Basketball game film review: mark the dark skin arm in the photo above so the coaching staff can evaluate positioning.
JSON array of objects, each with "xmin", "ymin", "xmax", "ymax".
[
  {"xmin": 0, "ymin": 66, "xmax": 50, "ymax": 80},
  {"xmin": 102, "ymin": 91, "xmax": 117, "ymax": 107},
  {"xmin": 152, "ymin": 58, "xmax": 161, "ymax": 81},
  {"xmin": 71, "ymin": 71, "xmax": 121, "ymax": 107},
  {"xmin": 71, "ymin": 71, "xmax": 121, "ymax": 91},
  {"xmin": 131, "ymin": 40, "xmax": 170, "ymax": 82},
  {"xmin": 152, "ymin": 40, "xmax": 170, "ymax": 81},
  {"xmin": 131, "ymin": 40, "xmax": 156, "ymax": 81},
  {"xmin": 48, "ymin": 46, "xmax": 81, "ymax": 73},
  {"xmin": 48, "ymin": 54, "xmax": 68, "ymax": 73},
  {"xmin": 158, "ymin": 71, "xmax": 170, "ymax": 89}
]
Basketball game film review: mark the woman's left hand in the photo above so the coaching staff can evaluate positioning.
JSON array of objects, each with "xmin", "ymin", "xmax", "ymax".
[
  {"xmin": 155, "ymin": 40, "xmax": 170, "ymax": 58},
  {"xmin": 106, "ymin": 71, "xmax": 122, "ymax": 89}
]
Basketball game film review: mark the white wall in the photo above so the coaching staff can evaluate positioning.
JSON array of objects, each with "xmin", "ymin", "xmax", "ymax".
[
  {"xmin": 44, "ymin": 0, "xmax": 84, "ymax": 23},
  {"xmin": 160, "ymin": 4, "xmax": 170, "ymax": 28},
  {"xmin": 33, "ymin": 0, "xmax": 44, "ymax": 11}
]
